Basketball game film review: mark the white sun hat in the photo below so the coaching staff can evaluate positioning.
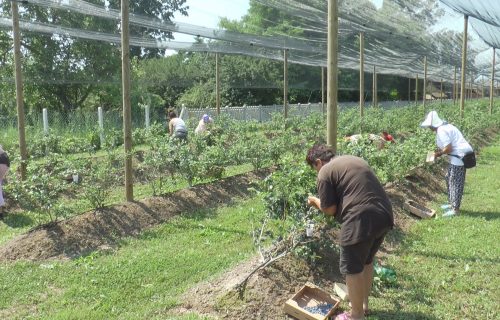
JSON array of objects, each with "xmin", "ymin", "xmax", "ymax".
[{"xmin": 420, "ymin": 110, "xmax": 444, "ymax": 128}]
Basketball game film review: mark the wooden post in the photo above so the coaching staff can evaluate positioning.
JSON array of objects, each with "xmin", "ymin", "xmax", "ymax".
[
  {"xmin": 423, "ymin": 56, "xmax": 427, "ymax": 111},
  {"xmin": 415, "ymin": 73, "xmax": 419, "ymax": 105},
  {"xmin": 121, "ymin": 0, "xmax": 133, "ymax": 201},
  {"xmin": 327, "ymin": 0, "xmax": 338, "ymax": 151},
  {"xmin": 321, "ymin": 67, "xmax": 325, "ymax": 114},
  {"xmin": 11, "ymin": 0, "xmax": 28, "ymax": 180},
  {"xmin": 283, "ymin": 49, "xmax": 288, "ymax": 119},
  {"xmin": 460, "ymin": 15, "xmax": 468, "ymax": 118},
  {"xmin": 490, "ymin": 48, "xmax": 496, "ymax": 115},
  {"xmin": 453, "ymin": 66, "xmax": 457, "ymax": 104},
  {"xmin": 216, "ymin": 52, "xmax": 221, "ymax": 115},
  {"xmin": 359, "ymin": 32, "xmax": 364, "ymax": 117}
]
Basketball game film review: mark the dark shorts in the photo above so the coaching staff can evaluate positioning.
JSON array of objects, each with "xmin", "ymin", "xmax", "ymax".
[{"xmin": 339, "ymin": 231, "xmax": 388, "ymax": 275}]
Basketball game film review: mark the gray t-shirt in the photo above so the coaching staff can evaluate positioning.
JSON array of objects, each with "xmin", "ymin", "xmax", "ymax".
[{"xmin": 317, "ymin": 155, "xmax": 393, "ymax": 246}]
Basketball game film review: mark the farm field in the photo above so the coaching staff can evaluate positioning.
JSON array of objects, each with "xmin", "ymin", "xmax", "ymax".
[
  {"xmin": 0, "ymin": 100, "xmax": 498, "ymax": 319},
  {"xmin": 0, "ymin": 129, "xmax": 498, "ymax": 319},
  {"xmin": 2, "ymin": 0, "xmax": 500, "ymax": 319}
]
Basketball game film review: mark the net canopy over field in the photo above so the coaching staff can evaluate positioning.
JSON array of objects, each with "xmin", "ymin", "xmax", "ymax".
[{"xmin": 0, "ymin": 0, "xmax": 499, "ymax": 84}]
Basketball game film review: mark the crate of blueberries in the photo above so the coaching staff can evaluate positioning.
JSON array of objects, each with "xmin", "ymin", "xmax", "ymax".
[{"xmin": 284, "ymin": 282, "xmax": 340, "ymax": 320}]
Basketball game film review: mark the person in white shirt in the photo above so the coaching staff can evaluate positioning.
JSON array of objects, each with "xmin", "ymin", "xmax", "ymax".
[
  {"xmin": 168, "ymin": 110, "xmax": 188, "ymax": 141},
  {"xmin": 421, "ymin": 110, "xmax": 473, "ymax": 217},
  {"xmin": 194, "ymin": 114, "xmax": 213, "ymax": 135}
]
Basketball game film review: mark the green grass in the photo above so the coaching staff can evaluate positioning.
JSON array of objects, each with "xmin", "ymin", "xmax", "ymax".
[
  {"xmin": 0, "ymin": 197, "xmax": 265, "ymax": 319},
  {"xmin": 368, "ymin": 137, "xmax": 500, "ymax": 319}
]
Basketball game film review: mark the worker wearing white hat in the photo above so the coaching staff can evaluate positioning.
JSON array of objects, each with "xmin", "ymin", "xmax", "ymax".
[{"xmin": 421, "ymin": 110, "xmax": 473, "ymax": 217}]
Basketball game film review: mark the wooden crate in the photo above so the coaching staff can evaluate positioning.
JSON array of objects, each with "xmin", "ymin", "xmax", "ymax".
[
  {"xmin": 404, "ymin": 200, "xmax": 436, "ymax": 219},
  {"xmin": 284, "ymin": 282, "xmax": 340, "ymax": 320}
]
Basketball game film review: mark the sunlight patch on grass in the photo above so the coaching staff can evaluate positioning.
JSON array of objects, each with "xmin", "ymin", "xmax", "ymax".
[{"xmin": 0, "ymin": 198, "xmax": 264, "ymax": 319}]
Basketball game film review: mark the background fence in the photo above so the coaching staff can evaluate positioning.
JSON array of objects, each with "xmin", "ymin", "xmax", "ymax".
[{"xmin": 0, "ymin": 99, "xmax": 450, "ymax": 134}]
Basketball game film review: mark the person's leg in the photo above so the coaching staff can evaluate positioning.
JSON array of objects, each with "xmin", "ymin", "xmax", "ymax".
[
  {"xmin": 362, "ymin": 262, "xmax": 374, "ymax": 311},
  {"xmin": 445, "ymin": 165, "xmax": 452, "ymax": 205},
  {"xmin": 340, "ymin": 241, "xmax": 373, "ymax": 320},
  {"xmin": 448, "ymin": 164, "xmax": 466, "ymax": 213},
  {"xmin": 345, "ymin": 272, "xmax": 365, "ymax": 319}
]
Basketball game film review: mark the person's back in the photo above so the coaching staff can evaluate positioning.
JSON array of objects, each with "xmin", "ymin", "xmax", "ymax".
[
  {"xmin": 168, "ymin": 111, "xmax": 188, "ymax": 140},
  {"xmin": 317, "ymin": 155, "xmax": 393, "ymax": 245},
  {"xmin": 436, "ymin": 124, "xmax": 472, "ymax": 164}
]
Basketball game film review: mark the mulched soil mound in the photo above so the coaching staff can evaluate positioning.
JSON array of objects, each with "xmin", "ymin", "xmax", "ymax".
[{"xmin": 0, "ymin": 169, "xmax": 271, "ymax": 261}]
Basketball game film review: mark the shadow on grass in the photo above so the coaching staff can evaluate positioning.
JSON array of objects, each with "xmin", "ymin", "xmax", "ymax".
[
  {"xmin": 411, "ymin": 250, "xmax": 500, "ymax": 264},
  {"xmin": 367, "ymin": 310, "xmax": 438, "ymax": 320},
  {"xmin": 460, "ymin": 210, "xmax": 500, "ymax": 221},
  {"xmin": 2, "ymin": 213, "xmax": 34, "ymax": 229}
]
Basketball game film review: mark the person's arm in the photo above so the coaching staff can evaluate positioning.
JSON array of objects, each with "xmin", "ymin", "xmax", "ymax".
[
  {"xmin": 435, "ymin": 143, "xmax": 452, "ymax": 158},
  {"xmin": 168, "ymin": 120, "xmax": 174, "ymax": 136},
  {"xmin": 307, "ymin": 196, "xmax": 337, "ymax": 216}
]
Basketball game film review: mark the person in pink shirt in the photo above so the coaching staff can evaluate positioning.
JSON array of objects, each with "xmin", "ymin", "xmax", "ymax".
[{"xmin": 0, "ymin": 145, "xmax": 10, "ymax": 219}]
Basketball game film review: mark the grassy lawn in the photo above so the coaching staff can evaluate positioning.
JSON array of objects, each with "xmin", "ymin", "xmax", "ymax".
[
  {"xmin": 0, "ymin": 198, "xmax": 264, "ymax": 319},
  {"xmin": 369, "ymin": 137, "xmax": 500, "ymax": 319}
]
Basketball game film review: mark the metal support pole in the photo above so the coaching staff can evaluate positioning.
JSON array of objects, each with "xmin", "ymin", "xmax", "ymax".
[
  {"xmin": 11, "ymin": 0, "xmax": 28, "ymax": 180},
  {"xmin": 490, "ymin": 48, "xmax": 496, "ymax": 115},
  {"xmin": 121, "ymin": 0, "xmax": 133, "ymax": 201},
  {"xmin": 283, "ymin": 49, "xmax": 288, "ymax": 119},
  {"xmin": 415, "ymin": 74, "xmax": 419, "ymax": 105},
  {"xmin": 359, "ymin": 32, "xmax": 364, "ymax": 117},
  {"xmin": 460, "ymin": 15, "xmax": 468, "ymax": 118},
  {"xmin": 216, "ymin": 52, "xmax": 220, "ymax": 115},
  {"xmin": 373, "ymin": 66, "xmax": 377, "ymax": 107},
  {"xmin": 453, "ymin": 66, "xmax": 457, "ymax": 104},
  {"xmin": 423, "ymin": 56, "xmax": 427, "ymax": 111},
  {"xmin": 321, "ymin": 67, "xmax": 325, "ymax": 115},
  {"xmin": 327, "ymin": 0, "xmax": 338, "ymax": 150},
  {"xmin": 408, "ymin": 77, "xmax": 411, "ymax": 104},
  {"xmin": 440, "ymin": 78, "xmax": 443, "ymax": 103}
]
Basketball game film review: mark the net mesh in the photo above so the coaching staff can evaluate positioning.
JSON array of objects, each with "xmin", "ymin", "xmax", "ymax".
[{"xmin": 0, "ymin": 0, "xmax": 499, "ymax": 84}]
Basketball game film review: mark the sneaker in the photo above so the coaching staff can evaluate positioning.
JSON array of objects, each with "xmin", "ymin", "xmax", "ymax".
[
  {"xmin": 442, "ymin": 210, "xmax": 456, "ymax": 217},
  {"xmin": 440, "ymin": 204, "xmax": 452, "ymax": 210}
]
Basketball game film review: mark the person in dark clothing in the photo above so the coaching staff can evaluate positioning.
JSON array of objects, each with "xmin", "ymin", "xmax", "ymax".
[
  {"xmin": 306, "ymin": 144, "xmax": 393, "ymax": 320},
  {"xmin": 0, "ymin": 145, "xmax": 10, "ymax": 219}
]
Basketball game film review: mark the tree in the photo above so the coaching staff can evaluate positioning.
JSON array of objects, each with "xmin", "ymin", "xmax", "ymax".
[{"xmin": 0, "ymin": 0, "xmax": 188, "ymax": 113}]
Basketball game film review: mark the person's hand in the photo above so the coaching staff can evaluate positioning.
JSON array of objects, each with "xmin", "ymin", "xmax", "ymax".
[{"xmin": 307, "ymin": 196, "xmax": 320, "ymax": 210}]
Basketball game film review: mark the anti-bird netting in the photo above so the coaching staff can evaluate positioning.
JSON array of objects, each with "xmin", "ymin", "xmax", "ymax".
[{"xmin": 1, "ymin": 0, "xmax": 499, "ymax": 85}]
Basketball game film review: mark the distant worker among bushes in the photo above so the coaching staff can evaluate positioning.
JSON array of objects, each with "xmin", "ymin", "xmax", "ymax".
[
  {"xmin": 194, "ymin": 114, "xmax": 214, "ymax": 135},
  {"xmin": 345, "ymin": 132, "xmax": 394, "ymax": 149},
  {"xmin": 0, "ymin": 145, "xmax": 10, "ymax": 220},
  {"xmin": 381, "ymin": 131, "xmax": 395, "ymax": 144},
  {"xmin": 420, "ymin": 110, "xmax": 473, "ymax": 217},
  {"xmin": 306, "ymin": 144, "xmax": 394, "ymax": 320},
  {"xmin": 167, "ymin": 110, "xmax": 188, "ymax": 141}
]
